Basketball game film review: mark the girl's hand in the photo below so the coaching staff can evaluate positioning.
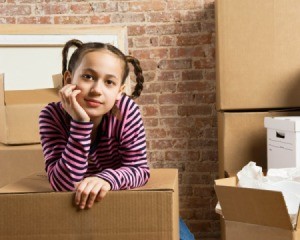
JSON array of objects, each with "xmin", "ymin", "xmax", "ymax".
[
  {"xmin": 59, "ymin": 84, "xmax": 90, "ymax": 122},
  {"xmin": 74, "ymin": 177, "xmax": 111, "ymax": 209}
]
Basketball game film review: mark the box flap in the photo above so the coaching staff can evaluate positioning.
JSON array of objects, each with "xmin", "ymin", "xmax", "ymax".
[
  {"xmin": 0, "ymin": 168, "xmax": 178, "ymax": 194},
  {"xmin": 52, "ymin": 74, "xmax": 63, "ymax": 89},
  {"xmin": 133, "ymin": 168, "xmax": 177, "ymax": 191},
  {"xmin": 0, "ymin": 172, "xmax": 52, "ymax": 193},
  {"xmin": 215, "ymin": 177, "xmax": 293, "ymax": 230},
  {"xmin": 4, "ymin": 88, "xmax": 59, "ymax": 105}
]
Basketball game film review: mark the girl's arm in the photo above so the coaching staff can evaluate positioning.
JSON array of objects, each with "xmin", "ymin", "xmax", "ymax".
[
  {"xmin": 39, "ymin": 103, "xmax": 92, "ymax": 191},
  {"xmin": 94, "ymin": 98, "xmax": 150, "ymax": 190}
]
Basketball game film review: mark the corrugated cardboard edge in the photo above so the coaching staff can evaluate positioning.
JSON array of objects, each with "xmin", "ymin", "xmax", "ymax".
[
  {"xmin": 215, "ymin": 0, "xmax": 223, "ymax": 111},
  {"xmin": 0, "ymin": 168, "xmax": 178, "ymax": 194}
]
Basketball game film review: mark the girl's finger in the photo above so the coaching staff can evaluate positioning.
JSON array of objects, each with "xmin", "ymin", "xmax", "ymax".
[
  {"xmin": 96, "ymin": 184, "xmax": 110, "ymax": 202},
  {"xmin": 75, "ymin": 181, "xmax": 88, "ymax": 207},
  {"xmin": 86, "ymin": 183, "xmax": 102, "ymax": 209}
]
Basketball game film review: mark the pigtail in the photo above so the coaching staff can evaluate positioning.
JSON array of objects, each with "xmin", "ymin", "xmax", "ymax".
[
  {"xmin": 126, "ymin": 56, "xmax": 144, "ymax": 99},
  {"xmin": 62, "ymin": 39, "xmax": 83, "ymax": 76}
]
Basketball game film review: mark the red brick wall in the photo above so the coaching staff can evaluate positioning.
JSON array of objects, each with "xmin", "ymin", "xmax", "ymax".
[{"xmin": 0, "ymin": 0, "xmax": 219, "ymax": 239}]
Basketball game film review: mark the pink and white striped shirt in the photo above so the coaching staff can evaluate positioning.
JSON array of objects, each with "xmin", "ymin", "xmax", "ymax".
[{"xmin": 39, "ymin": 94, "xmax": 150, "ymax": 191}]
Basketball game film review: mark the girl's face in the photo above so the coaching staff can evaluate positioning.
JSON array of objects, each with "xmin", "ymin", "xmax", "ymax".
[{"xmin": 66, "ymin": 50, "xmax": 125, "ymax": 121}]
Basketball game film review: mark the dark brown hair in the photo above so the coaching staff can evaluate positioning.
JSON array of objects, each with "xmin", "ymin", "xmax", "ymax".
[{"xmin": 62, "ymin": 39, "xmax": 144, "ymax": 99}]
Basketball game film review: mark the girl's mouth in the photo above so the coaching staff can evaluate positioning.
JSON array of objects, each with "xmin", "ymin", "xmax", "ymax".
[{"xmin": 85, "ymin": 99, "xmax": 103, "ymax": 107}]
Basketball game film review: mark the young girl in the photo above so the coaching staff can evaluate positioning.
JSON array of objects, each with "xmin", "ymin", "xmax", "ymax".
[{"xmin": 39, "ymin": 39, "xmax": 150, "ymax": 210}]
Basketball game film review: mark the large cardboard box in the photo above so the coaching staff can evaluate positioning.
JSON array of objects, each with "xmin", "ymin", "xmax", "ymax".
[
  {"xmin": 0, "ymin": 143, "xmax": 44, "ymax": 188},
  {"xmin": 218, "ymin": 111, "xmax": 300, "ymax": 178},
  {"xmin": 0, "ymin": 73, "xmax": 59, "ymax": 144},
  {"xmin": 216, "ymin": 0, "xmax": 300, "ymax": 110},
  {"xmin": 0, "ymin": 168, "xmax": 179, "ymax": 240},
  {"xmin": 215, "ymin": 177, "xmax": 300, "ymax": 240},
  {"xmin": 265, "ymin": 117, "xmax": 300, "ymax": 169}
]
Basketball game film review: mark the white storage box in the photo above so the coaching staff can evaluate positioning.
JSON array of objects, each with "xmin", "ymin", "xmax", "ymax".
[{"xmin": 264, "ymin": 117, "xmax": 300, "ymax": 169}]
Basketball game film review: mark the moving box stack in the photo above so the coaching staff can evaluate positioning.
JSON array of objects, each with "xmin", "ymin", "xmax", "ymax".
[{"xmin": 215, "ymin": 0, "xmax": 300, "ymax": 239}]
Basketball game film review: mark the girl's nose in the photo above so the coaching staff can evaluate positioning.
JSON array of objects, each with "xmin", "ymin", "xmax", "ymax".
[{"xmin": 90, "ymin": 81, "xmax": 103, "ymax": 95}]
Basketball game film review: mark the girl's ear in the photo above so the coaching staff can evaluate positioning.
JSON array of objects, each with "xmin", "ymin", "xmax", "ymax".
[
  {"xmin": 63, "ymin": 71, "xmax": 72, "ymax": 85},
  {"xmin": 116, "ymin": 84, "xmax": 126, "ymax": 100}
]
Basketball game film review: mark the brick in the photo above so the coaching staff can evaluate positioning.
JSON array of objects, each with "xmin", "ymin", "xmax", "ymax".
[
  {"xmin": 146, "ymin": 128, "xmax": 167, "ymax": 139},
  {"xmin": 142, "ymin": 71, "xmax": 156, "ymax": 82},
  {"xmin": 160, "ymin": 117, "xmax": 194, "ymax": 128},
  {"xmin": 181, "ymin": 22, "xmax": 202, "ymax": 33},
  {"xmin": 0, "ymin": 17, "xmax": 16, "ymax": 24},
  {"xmin": 159, "ymin": 106, "xmax": 178, "ymax": 117},
  {"xmin": 205, "ymin": 0, "xmax": 215, "ymax": 9},
  {"xmin": 150, "ymin": 139, "xmax": 187, "ymax": 150},
  {"xmin": 140, "ymin": 105, "xmax": 159, "ymax": 117},
  {"xmin": 91, "ymin": 2, "xmax": 118, "ymax": 13},
  {"xmin": 143, "ymin": 82, "xmax": 176, "ymax": 94},
  {"xmin": 17, "ymin": 16, "xmax": 52, "ymax": 24},
  {"xmin": 184, "ymin": 162, "xmax": 218, "ymax": 172},
  {"xmin": 159, "ymin": 93, "xmax": 194, "ymax": 105},
  {"xmin": 203, "ymin": 69, "xmax": 216, "ymax": 81},
  {"xmin": 194, "ymin": 58, "xmax": 215, "ymax": 69},
  {"xmin": 133, "ymin": 36, "xmax": 159, "ymax": 48},
  {"xmin": 166, "ymin": 128, "xmax": 191, "ymax": 139},
  {"xmin": 146, "ymin": 24, "xmax": 182, "ymax": 35},
  {"xmin": 182, "ymin": 70, "xmax": 204, "ymax": 81},
  {"xmin": 182, "ymin": 173, "xmax": 213, "ymax": 185},
  {"xmin": 130, "ymin": 48, "xmax": 168, "ymax": 59},
  {"xmin": 147, "ymin": 11, "xmax": 181, "ymax": 22},
  {"xmin": 135, "ymin": 94, "xmax": 157, "ymax": 105},
  {"xmin": 178, "ymin": 105, "xmax": 212, "ymax": 116},
  {"xmin": 147, "ymin": 150, "xmax": 165, "ymax": 162},
  {"xmin": 54, "ymin": 16, "xmax": 90, "ymax": 24},
  {"xmin": 177, "ymin": 33, "xmax": 212, "ymax": 46},
  {"xmin": 177, "ymin": 81, "xmax": 210, "ymax": 92},
  {"xmin": 139, "ymin": 59, "xmax": 158, "ymax": 71},
  {"xmin": 35, "ymin": 3, "xmax": 68, "ymax": 15},
  {"xmin": 180, "ymin": 197, "xmax": 211, "ymax": 208},
  {"xmin": 70, "ymin": 3, "xmax": 93, "ymax": 14},
  {"xmin": 157, "ymin": 71, "xmax": 181, "ymax": 81},
  {"xmin": 165, "ymin": 151, "xmax": 199, "ymax": 161},
  {"xmin": 179, "ymin": 185, "xmax": 193, "ymax": 197},
  {"xmin": 195, "ymin": 93, "xmax": 215, "ymax": 104},
  {"xmin": 202, "ymin": 149, "xmax": 218, "ymax": 161},
  {"xmin": 194, "ymin": 117, "xmax": 214, "ymax": 128},
  {"xmin": 159, "ymin": 35, "xmax": 176, "ymax": 46},
  {"xmin": 121, "ymin": 1, "xmax": 166, "ymax": 12},
  {"xmin": 90, "ymin": 15, "xmax": 111, "ymax": 24},
  {"xmin": 181, "ymin": 10, "xmax": 205, "ymax": 22},
  {"xmin": 194, "ymin": 186, "xmax": 215, "ymax": 197},
  {"xmin": 142, "ymin": 118, "xmax": 159, "ymax": 128},
  {"xmin": 202, "ymin": 21, "xmax": 215, "ymax": 32},
  {"xmin": 0, "ymin": 5, "xmax": 31, "ymax": 16},
  {"xmin": 127, "ymin": 25, "xmax": 146, "ymax": 36},
  {"xmin": 111, "ymin": 13, "xmax": 145, "ymax": 23},
  {"xmin": 170, "ymin": 47, "xmax": 206, "ymax": 58},
  {"xmin": 158, "ymin": 59, "xmax": 192, "ymax": 70},
  {"xmin": 167, "ymin": 0, "xmax": 202, "ymax": 10}
]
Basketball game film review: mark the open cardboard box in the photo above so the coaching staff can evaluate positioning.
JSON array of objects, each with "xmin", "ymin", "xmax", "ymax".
[
  {"xmin": 0, "ymin": 73, "xmax": 60, "ymax": 145},
  {"xmin": 0, "ymin": 168, "xmax": 179, "ymax": 240},
  {"xmin": 215, "ymin": 177, "xmax": 300, "ymax": 240}
]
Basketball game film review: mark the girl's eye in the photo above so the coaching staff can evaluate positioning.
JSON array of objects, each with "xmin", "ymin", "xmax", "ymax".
[
  {"xmin": 106, "ymin": 80, "xmax": 116, "ymax": 86},
  {"xmin": 82, "ymin": 74, "xmax": 94, "ymax": 80}
]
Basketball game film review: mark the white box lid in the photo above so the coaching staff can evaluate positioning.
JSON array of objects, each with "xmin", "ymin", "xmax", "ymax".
[{"xmin": 264, "ymin": 117, "xmax": 300, "ymax": 131}]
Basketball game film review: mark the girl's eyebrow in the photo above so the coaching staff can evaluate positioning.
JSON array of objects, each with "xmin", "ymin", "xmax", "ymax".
[{"xmin": 83, "ymin": 68, "xmax": 118, "ymax": 79}]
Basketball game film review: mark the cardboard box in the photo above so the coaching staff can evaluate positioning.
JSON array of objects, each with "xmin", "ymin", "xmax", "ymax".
[
  {"xmin": 216, "ymin": 0, "xmax": 300, "ymax": 110},
  {"xmin": 0, "ymin": 168, "xmax": 179, "ymax": 240},
  {"xmin": 218, "ymin": 111, "xmax": 300, "ymax": 178},
  {"xmin": 215, "ymin": 177, "xmax": 300, "ymax": 240},
  {"xmin": 0, "ymin": 143, "xmax": 44, "ymax": 188},
  {"xmin": 265, "ymin": 117, "xmax": 300, "ymax": 169},
  {"xmin": 0, "ymin": 73, "xmax": 59, "ymax": 144}
]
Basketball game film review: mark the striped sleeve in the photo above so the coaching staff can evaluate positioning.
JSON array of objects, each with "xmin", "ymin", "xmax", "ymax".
[
  {"xmin": 95, "ymin": 97, "xmax": 150, "ymax": 190},
  {"xmin": 39, "ymin": 103, "xmax": 92, "ymax": 191}
]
